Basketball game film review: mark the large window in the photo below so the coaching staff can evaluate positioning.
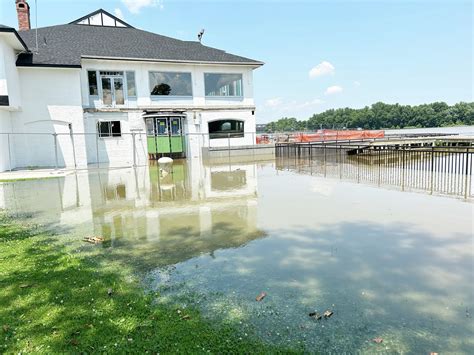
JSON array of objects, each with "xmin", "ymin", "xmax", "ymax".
[
  {"xmin": 205, "ymin": 73, "xmax": 243, "ymax": 97},
  {"xmin": 98, "ymin": 121, "xmax": 122, "ymax": 138},
  {"xmin": 208, "ymin": 119, "xmax": 244, "ymax": 139},
  {"xmin": 87, "ymin": 70, "xmax": 136, "ymax": 106},
  {"xmin": 149, "ymin": 72, "xmax": 192, "ymax": 97}
]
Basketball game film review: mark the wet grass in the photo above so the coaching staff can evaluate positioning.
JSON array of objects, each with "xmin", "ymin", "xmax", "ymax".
[{"xmin": 0, "ymin": 213, "xmax": 297, "ymax": 353}]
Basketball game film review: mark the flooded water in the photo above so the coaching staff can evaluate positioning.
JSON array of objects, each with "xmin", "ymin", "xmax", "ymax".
[{"xmin": 1, "ymin": 158, "xmax": 473, "ymax": 354}]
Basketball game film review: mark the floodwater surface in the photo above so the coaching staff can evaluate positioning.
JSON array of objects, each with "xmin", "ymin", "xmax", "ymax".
[{"xmin": 1, "ymin": 158, "xmax": 473, "ymax": 354}]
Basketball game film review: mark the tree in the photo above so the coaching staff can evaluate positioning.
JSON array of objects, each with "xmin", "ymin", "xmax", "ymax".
[{"xmin": 264, "ymin": 101, "xmax": 474, "ymax": 131}]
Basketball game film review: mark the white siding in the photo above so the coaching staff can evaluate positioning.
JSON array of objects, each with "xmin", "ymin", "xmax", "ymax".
[{"xmin": 9, "ymin": 67, "xmax": 87, "ymax": 169}]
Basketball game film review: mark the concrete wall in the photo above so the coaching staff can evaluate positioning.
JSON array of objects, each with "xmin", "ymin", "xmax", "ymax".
[
  {"xmin": 0, "ymin": 111, "xmax": 13, "ymax": 171},
  {"xmin": 9, "ymin": 67, "xmax": 87, "ymax": 169},
  {"xmin": 0, "ymin": 36, "xmax": 22, "ymax": 108},
  {"xmin": 0, "ymin": 36, "xmax": 20, "ymax": 172},
  {"xmin": 83, "ymin": 111, "xmax": 148, "ymax": 167}
]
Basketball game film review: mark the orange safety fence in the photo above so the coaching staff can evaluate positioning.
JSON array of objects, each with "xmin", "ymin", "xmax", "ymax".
[
  {"xmin": 297, "ymin": 129, "xmax": 385, "ymax": 142},
  {"xmin": 256, "ymin": 130, "xmax": 385, "ymax": 144},
  {"xmin": 256, "ymin": 135, "xmax": 271, "ymax": 144}
]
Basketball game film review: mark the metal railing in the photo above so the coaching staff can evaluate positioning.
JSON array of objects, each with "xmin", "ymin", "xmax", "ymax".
[
  {"xmin": 276, "ymin": 143, "xmax": 473, "ymax": 199},
  {"xmin": 0, "ymin": 131, "xmax": 272, "ymax": 172}
]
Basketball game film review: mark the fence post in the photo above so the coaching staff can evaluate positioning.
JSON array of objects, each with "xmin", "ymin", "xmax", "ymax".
[
  {"xmin": 7, "ymin": 133, "xmax": 12, "ymax": 172},
  {"xmin": 70, "ymin": 128, "xmax": 77, "ymax": 169},
  {"xmin": 357, "ymin": 145, "xmax": 360, "ymax": 183},
  {"xmin": 96, "ymin": 132, "xmax": 100, "ymax": 168},
  {"xmin": 227, "ymin": 133, "xmax": 231, "ymax": 159},
  {"xmin": 430, "ymin": 146, "xmax": 434, "ymax": 195},
  {"xmin": 401, "ymin": 148, "xmax": 406, "ymax": 191},
  {"xmin": 464, "ymin": 147, "xmax": 470, "ymax": 199},
  {"xmin": 53, "ymin": 133, "xmax": 59, "ymax": 169},
  {"xmin": 132, "ymin": 133, "xmax": 137, "ymax": 167}
]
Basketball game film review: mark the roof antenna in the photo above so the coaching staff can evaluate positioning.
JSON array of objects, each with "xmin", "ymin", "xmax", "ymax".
[
  {"xmin": 34, "ymin": 0, "xmax": 38, "ymax": 53},
  {"xmin": 197, "ymin": 29, "xmax": 205, "ymax": 43}
]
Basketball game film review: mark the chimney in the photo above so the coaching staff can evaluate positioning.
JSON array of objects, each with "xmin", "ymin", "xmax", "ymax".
[{"xmin": 16, "ymin": 0, "xmax": 31, "ymax": 31}]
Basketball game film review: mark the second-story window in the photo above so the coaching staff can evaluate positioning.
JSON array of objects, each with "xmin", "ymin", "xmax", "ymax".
[
  {"xmin": 149, "ymin": 72, "xmax": 192, "ymax": 97},
  {"xmin": 126, "ymin": 71, "xmax": 136, "ymax": 97},
  {"xmin": 205, "ymin": 73, "xmax": 243, "ymax": 97},
  {"xmin": 87, "ymin": 70, "xmax": 136, "ymax": 106},
  {"xmin": 88, "ymin": 71, "xmax": 98, "ymax": 95}
]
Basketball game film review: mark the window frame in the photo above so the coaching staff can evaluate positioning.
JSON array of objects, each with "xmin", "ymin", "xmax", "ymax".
[
  {"xmin": 148, "ymin": 71, "xmax": 193, "ymax": 99},
  {"xmin": 204, "ymin": 73, "xmax": 244, "ymax": 98},
  {"xmin": 87, "ymin": 70, "xmax": 136, "ymax": 107},
  {"xmin": 97, "ymin": 120, "xmax": 122, "ymax": 138}
]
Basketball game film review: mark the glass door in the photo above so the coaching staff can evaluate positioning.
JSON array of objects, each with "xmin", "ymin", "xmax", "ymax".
[
  {"xmin": 169, "ymin": 117, "xmax": 184, "ymax": 153},
  {"xmin": 155, "ymin": 118, "xmax": 171, "ymax": 153},
  {"xmin": 101, "ymin": 76, "xmax": 124, "ymax": 106}
]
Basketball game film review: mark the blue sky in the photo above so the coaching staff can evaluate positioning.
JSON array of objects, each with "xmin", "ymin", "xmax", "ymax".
[{"xmin": 1, "ymin": 0, "xmax": 472, "ymax": 123}]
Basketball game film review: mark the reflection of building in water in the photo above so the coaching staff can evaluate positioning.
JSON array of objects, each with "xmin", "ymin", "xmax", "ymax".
[
  {"xmin": 89, "ymin": 159, "xmax": 258, "ymax": 243},
  {"xmin": 0, "ymin": 159, "xmax": 261, "ymax": 266}
]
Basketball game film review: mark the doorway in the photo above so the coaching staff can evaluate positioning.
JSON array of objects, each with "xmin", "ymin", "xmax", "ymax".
[
  {"xmin": 145, "ymin": 115, "xmax": 185, "ymax": 159},
  {"xmin": 101, "ymin": 75, "xmax": 124, "ymax": 106}
]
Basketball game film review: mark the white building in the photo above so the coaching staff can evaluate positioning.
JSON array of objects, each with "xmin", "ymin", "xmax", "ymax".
[{"xmin": 0, "ymin": 3, "xmax": 263, "ymax": 172}]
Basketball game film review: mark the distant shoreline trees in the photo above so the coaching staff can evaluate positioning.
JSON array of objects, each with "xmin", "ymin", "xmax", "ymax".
[{"xmin": 264, "ymin": 101, "xmax": 474, "ymax": 132}]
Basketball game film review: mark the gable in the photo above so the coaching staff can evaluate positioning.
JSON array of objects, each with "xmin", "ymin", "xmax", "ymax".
[{"xmin": 70, "ymin": 9, "xmax": 132, "ymax": 28}]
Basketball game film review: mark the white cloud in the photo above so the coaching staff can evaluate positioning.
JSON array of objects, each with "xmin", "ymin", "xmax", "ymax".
[
  {"xmin": 325, "ymin": 85, "xmax": 343, "ymax": 95},
  {"xmin": 264, "ymin": 97, "xmax": 282, "ymax": 107},
  {"xmin": 309, "ymin": 61, "xmax": 335, "ymax": 79},
  {"xmin": 114, "ymin": 8, "xmax": 124, "ymax": 20},
  {"xmin": 297, "ymin": 98, "xmax": 325, "ymax": 109},
  {"xmin": 354, "ymin": 81, "xmax": 361, "ymax": 87},
  {"xmin": 122, "ymin": 0, "xmax": 163, "ymax": 14}
]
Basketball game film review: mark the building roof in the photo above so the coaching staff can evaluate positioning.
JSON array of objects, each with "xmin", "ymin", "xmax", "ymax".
[{"xmin": 15, "ymin": 9, "xmax": 263, "ymax": 68}]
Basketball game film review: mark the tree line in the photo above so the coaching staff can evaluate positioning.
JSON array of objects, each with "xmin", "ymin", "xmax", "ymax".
[{"xmin": 264, "ymin": 101, "xmax": 474, "ymax": 132}]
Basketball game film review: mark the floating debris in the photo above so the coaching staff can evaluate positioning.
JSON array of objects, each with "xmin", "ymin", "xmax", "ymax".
[
  {"xmin": 309, "ymin": 311, "xmax": 322, "ymax": 320},
  {"xmin": 323, "ymin": 310, "xmax": 333, "ymax": 318},
  {"xmin": 83, "ymin": 236, "xmax": 104, "ymax": 244},
  {"xmin": 256, "ymin": 292, "xmax": 267, "ymax": 301},
  {"xmin": 372, "ymin": 337, "xmax": 383, "ymax": 344}
]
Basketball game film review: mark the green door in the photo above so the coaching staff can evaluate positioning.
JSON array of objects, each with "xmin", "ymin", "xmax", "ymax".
[{"xmin": 145, "ymin": 116, "xmax": 185, "ymax": 159}]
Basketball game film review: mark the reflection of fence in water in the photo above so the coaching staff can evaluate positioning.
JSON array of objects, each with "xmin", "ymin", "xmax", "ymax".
[{"xmin": 276, "ymin": 144, "xmax": 473, "ymax": 199}]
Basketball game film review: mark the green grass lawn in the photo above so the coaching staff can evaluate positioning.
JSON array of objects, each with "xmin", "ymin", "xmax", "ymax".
[{"xmin": 0, "ymin": 213, "xmax": 296, "ymax": 353}]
